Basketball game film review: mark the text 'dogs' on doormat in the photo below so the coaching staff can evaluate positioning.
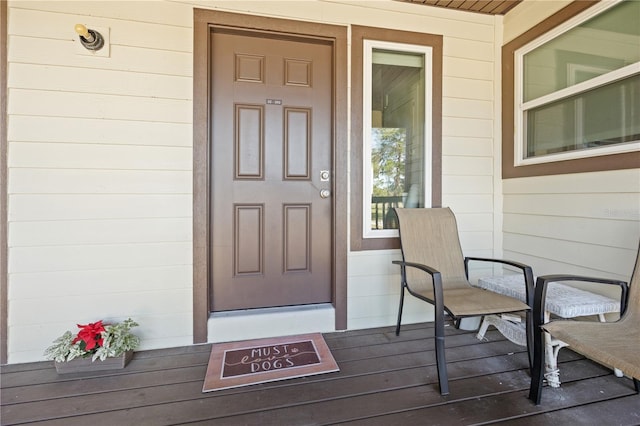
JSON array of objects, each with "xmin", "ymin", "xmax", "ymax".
[{"xmin": 202, "ymin": 333, "xmax": 339, "ymax": 392}]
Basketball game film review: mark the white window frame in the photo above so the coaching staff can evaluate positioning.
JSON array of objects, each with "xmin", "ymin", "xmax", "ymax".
[
  {"xmin": 362, "ymin": 40, "xmax": 432, "ymax": 239},
  {"xmin": 514, "ymin": 0, "xmax": 640, "ymax": 166}
]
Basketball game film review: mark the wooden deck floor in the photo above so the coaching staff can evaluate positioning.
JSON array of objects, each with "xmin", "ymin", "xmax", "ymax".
[{"xmin": 2, "ymin": 322, "xmax": 639, "ymax": 425}]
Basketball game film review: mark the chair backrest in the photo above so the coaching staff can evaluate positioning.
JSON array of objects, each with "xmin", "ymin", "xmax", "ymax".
[{"xmin": 395, "ymin": 208, "xmax": 469, "ymax": 289}]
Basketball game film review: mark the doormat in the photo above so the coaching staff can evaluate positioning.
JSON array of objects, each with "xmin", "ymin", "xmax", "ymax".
[{"xmin": 202, "ymin": 333, "xmax": 339, "ymax": 392}]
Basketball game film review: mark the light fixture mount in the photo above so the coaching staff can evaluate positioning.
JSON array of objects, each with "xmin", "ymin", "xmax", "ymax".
[{"xmin": 74, "ymin": 24, "xmax": 104, "ymax": 51}]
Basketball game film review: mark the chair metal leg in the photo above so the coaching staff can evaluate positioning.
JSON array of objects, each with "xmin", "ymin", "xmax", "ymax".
[
  {"xmin": 396, "ymin": 286, "xmax": 405, "ymax": 336},
  {"xmin": 525, "ymin": 310, "xmax": 534, "ymax": 373},
  {"xmin": 528, "ymin": 324, "xmax": 545, "ymax": 404},
  {"xmin": 434, "ymin": 312, "xmax": 449, "ymax": 396}
]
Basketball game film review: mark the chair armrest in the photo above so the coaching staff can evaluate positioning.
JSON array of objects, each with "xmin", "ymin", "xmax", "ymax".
[
  {"xmin": 465, "ymin": 257, "xmax": 535, "ymax": 307},
  {"xmin": 392, "ymin": 260, "xmax": 440, "ymax": 277},
  {"xmin": 534, "ymin": 275, "xmax": 629, "ymax": 325},
  {"xmin": 465, "ymin": 257, "xmax": 531, "ymax": 272},
  {"xmin": 392, "ymin": 260, "xmax": 447, "ymax": 320}
]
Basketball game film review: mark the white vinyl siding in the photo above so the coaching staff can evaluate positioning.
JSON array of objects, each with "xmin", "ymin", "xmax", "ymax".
[
  {"xmin": 502, "ymin": 0, "xmax": 573, "ymax": 44},
  {"xmin": 6, "ymin": 0, "xmax": 194, "ymax": 362},
  {"xmin": 503, "ymin": 169, "xmax": 640, "ymax": 299}
]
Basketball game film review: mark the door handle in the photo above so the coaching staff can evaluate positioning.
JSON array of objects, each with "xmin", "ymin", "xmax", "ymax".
[{"xmin": 320, "ymin": 189, "xmax": 331, "ymax": 199}]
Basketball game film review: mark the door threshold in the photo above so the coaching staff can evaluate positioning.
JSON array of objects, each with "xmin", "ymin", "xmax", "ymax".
[
  {"xmin": 207, "ymin": 304, "xmax": 335, "ymax": 343},
  {"xmin": 211, "ymin": 303, "xmax": 333, "ymax": 318}
]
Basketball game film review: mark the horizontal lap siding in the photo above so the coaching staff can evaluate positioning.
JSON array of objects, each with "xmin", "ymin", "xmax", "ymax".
[
  {"xmin": 502, "ymin": 0, "xmax": 572, "ymax": 44},
  {"xmin": 503, "ymin": 170, "xmax": 640, "ymax": 296},
  {"xmin": 6, "ymin": 1, "xmax": 193, "ymax": 362}
]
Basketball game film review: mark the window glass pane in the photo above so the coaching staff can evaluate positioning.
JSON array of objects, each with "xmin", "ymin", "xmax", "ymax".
[
  {"xmin": 523, "ymin": 1, "xmax": 640, "ymax": 102},
  {"xmin": 370, "ymin": 49, "xmax": 425, "ymax": 231},
  {"xmin": 526, "ymin": 74, "xmax": 640, "ymax": 157}
]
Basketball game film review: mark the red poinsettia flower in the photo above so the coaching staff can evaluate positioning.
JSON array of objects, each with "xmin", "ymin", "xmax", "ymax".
[{"xmin": 72, "ymin": 320, "xmax": 106, "ymax": 351}]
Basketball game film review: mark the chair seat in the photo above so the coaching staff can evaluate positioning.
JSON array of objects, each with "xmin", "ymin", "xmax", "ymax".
[
  {"xmin": 543, "ymin": 319, "xmax": 640, "ymax": 379},
  {"xmin": 416, "ymin": 287, "xmax": 530, "ymax": 317}
]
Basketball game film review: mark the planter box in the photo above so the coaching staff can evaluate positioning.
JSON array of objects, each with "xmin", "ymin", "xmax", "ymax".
[{"xmin": 54, "ymin": 351, "xmax": 133, "ymax": 374}]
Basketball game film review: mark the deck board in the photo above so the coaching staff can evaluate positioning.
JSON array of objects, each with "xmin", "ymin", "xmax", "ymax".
[
  {"xmin": 343, "ymin": 376, "xmax": 638, "ymax": 425},
  {"xmin": 2, "ymin": 322, "xmax": 638, "ymax": 425},
  {"xmin": 498, "ymin": 394, "xmax": 640, "ymax": 425}
]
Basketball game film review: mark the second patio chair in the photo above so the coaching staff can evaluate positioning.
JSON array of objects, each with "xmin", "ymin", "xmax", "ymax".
[
  {"xmin": 529, "ymin": 244, "xmax": 640, "ymax": 404},
  {"xmin": 393, "ymin": 207, "xmax": 534, "ymax": 396}
]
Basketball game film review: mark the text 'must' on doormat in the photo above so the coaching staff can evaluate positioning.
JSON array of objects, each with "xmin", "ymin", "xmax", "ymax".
[{"xmin": 202, "ymin": 333, "xmax": 339, "ymax": 392}]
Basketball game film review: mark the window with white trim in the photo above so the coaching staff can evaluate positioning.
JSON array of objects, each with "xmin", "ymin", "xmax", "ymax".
[
  {"xmin": 363, "ymin": 40, "xmax": 433, "ymax": 238},
  {"xmin": 515, "ymin": 0, "xmax": 640, "ymax": 166}
]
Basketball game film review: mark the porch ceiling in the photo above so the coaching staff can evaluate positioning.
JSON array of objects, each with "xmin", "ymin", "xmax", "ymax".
[{"xmin": 395, "ymin": 0, "xmax": 523, "ymax": 15}]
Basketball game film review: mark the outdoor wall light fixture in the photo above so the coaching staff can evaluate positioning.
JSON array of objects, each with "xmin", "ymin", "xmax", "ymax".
[{"xmin": 74, "ymin": 24, "xmax": 104, "ymax": 51}]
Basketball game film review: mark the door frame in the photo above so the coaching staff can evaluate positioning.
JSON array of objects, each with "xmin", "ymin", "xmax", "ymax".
[{"xmin": 192, "ymin": 9, "xmax": 348, "ymax": 343}]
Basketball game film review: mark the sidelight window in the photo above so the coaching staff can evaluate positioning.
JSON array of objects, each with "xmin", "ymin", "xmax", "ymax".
[{"xmin": 363, "ymin": 41, "xmax": 432, "ymax": 238}]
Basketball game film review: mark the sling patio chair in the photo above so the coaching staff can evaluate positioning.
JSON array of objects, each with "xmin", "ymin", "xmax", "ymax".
[
  {"xmin": 393, "ymin": 207, "xmax": 534, "ymax": 396},
  {"xmin": 529, "ymin": 244, "xmax": 640, "ymax": 405}
]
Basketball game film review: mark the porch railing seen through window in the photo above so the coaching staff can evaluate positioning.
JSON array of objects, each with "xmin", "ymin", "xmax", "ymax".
[{"xmin": 371, "ymin": 196, "xmax": 403, "ymax": 230}]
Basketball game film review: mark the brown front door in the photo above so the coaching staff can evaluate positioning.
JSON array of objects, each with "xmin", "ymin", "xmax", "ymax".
[{"xmin": 210, "ymin": 29, "xmax": 333, "ymax": 312}]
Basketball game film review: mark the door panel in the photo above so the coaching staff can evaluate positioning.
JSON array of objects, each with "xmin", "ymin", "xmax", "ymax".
[{"xmin": 210, "ymin": 30, "xmax": 333, "ymax": 311}]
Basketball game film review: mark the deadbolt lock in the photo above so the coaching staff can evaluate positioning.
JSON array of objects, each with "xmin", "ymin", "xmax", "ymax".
[{"xmin": 320, "ymin": 170, "xmax": 330, "ymax": 182}]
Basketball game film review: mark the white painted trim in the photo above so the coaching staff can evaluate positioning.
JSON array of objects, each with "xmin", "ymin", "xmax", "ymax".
[
  {"xmin": 521, "ymin": 63, "xmax": 640, "ymax": 111},
  {"xmin": 362, "ymin": 39, "xmax": 433, "ymax": 239},
  {"xmin": 517, "ymin": 141, "xmax": 640, "ymax": 166},
  {"xmin": 207, "ymin": 304, "xmax": 335, "ymax": 343},
  {"xmin": 493, "ymin": 15, "xmax": 504, "ymax": 259}
]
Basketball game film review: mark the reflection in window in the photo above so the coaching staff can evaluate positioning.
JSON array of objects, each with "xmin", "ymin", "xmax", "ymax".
[
  {"xmin": 523, "ymin": 0, "xmax": 639, "ymax": 102},
  {"xmin": 365, "ymin": 44, "xmax": 430, "ymax": 235},
  {"xmin": 371, "ymin": 128, "xmax": 406, "ymax": 230},
  {"xmin": 527, "ymin": 75, "xmax": 639, "ymax": 157}
]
